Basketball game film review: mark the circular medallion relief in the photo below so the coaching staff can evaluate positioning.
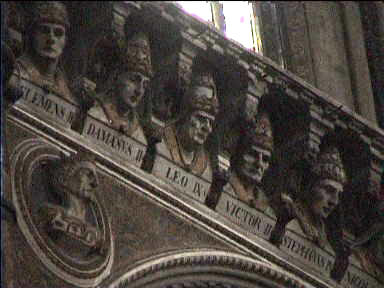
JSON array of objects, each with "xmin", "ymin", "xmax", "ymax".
[{"xmin": 10, "ymin": 139, "xmax": 114, "ymax": 287}]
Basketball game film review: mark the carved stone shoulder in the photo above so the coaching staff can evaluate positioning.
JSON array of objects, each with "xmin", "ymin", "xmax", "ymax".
[
  {"xmin": 289, "ymin": 201, "xmax": 328, "ymax": 248},
  {"xmin": 224, "ymin": 172, "xmax": 276, "ymax": 218},
  {"xmin": 14, "ymin": 55, "xmax": 77, "ymax": 105},
  {"xmin": 161, "ymin": 124, "xmax": 211, "ymax": 179},
  {"xmin": 223, "ymin": 178, "xmax": 236, "ymax": 197},
  {"xmin": 88, "ymin": 103, "xmax": 147, "ymax": 145},
  {"xmin": 88, "ymin": 104, "xmax": 109, "ymax": 123}
]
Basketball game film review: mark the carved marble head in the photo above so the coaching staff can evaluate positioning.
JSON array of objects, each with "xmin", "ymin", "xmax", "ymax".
[
  {"xmin": 183, "ymin": 70, "xmax": 219, "ymax": 116},
  {"xmin": 232, "ymin": 112, "xmax": 273, "ymax": 185},
  {"xmin": 50, "ymin": 153, "xmax": 99, "ymax": 202},
  {"xmin": 178, "ymin": 70, "xmax": 219, "ymax": 148},
  {"xmin": 122, "ymin": 31, "xmax": 153, "ymax": 78},
  {"xmin": 28, "ymin": 2, "xmax": 69, "ymax": 60},
  {"xmin": 307, "ymin": 146, "xmax": 347, "ymax": 219},
  {"xmin": 105, "ymin": 31, "xmax": 152, "ymax": 109}
]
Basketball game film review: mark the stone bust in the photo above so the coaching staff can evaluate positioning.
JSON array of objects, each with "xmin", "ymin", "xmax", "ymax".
[
  {"xmin": 157, "ymin": 70, "xmax": 219, "ymax": 179},
  {"xmin": 224, "ymin": 112, "xmax": 274, "ymax": 214},
  {"xmin": 9, "ymin": 2, "xmax": 77, "ymax": 105},
  {"xmin": 274, "ymin": 146, "xmax": 347, "ymax": 248},
  {"xmin": 270, "ymin": 145, "xmax": 351, "ymax": 282},
  {"xmin": 88, "ymin": 31, "xmax": 152, "ymax": 145},
  {"xmin": 41, "ymin": 153, "xmax": 102, "ymax": 249}
]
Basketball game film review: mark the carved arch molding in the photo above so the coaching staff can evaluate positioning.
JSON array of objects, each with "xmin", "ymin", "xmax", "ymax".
[{"xmin": 109, "ymin": 250, "xmax": 310, "ymax": 288}]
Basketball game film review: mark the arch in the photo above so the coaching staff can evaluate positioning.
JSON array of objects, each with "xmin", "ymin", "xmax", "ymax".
[{"xmin": 109, "ymin": 249, "xmax": 310, "ymax": 288}]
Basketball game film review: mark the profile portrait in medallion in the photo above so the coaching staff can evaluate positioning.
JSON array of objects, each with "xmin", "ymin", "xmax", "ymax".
[
  {"xmin": 11, "ymin": 140, "xmax": 114, "ymax": 286},
  {"xmin": 157, "ymin": 68, "xmax": 219, "ymax": 180},
  {"xmin": 40, "ymin": 152, "xmax": 104, "ymax": 252},
  {"xmin": 88, "ymin": 30, "xmax": 153, "ymax": 145},
  {"xmin": 224, "ymin": 112, "xmax": 274, "ymax": 215},
  {"xmin": 8, "ymin": 1, "xmax": 78, "ymax": 105}
]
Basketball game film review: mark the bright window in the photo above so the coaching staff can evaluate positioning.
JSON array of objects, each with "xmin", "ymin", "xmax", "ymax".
[
  {"xmin": 222, "ymin": 1, "xmax": 255, "ymax": 50},
  {"xmin": 176, "ymin": 1, "xmax": 213, "ymax": 23},
  {"xmin": 176, "ymin": 1, "xmax": 261, "ymax": 53}
]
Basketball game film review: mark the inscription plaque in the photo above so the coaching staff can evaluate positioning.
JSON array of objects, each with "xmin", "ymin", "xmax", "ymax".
[
  {"xmin": 152, "ymin": 155, "xmax": 211, "ymax": 203},
  {"xmin": 216, "ymin": 192, "xmax": 382, "ymax": 288},
  {"xmin": 13, "ymin": 78, "xmax": 79, "ymax": 128},
  {"xmin": 82, "ymin": 116, "xmax": 147, "ymax": 168}
]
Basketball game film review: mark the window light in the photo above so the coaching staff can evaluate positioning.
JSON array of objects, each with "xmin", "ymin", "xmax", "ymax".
[
  {"xmin": 222, "ymin": 1, "xmax": 255, "ymax": 50},
  {"xmin": 176, "ymin": 1, "xmax": 213, "ymax": 23},
  {"xmin": 176, "ymin": 1, "xmax": 261, "ymax": 54}
]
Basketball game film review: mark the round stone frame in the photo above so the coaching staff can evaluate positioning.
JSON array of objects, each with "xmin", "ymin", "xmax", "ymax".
[
  {"xmin": 110, "ymin": 249, "xmax": 311, "ymax": 288},
  {"xmin": 10, "ymin": 138, "xmax": 114, "ymax": 288}
]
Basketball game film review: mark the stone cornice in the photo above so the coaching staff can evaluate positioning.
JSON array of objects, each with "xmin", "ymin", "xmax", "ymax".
[{"xmin": 139, "ymin": 1, "xmax": 384, "ymax": 144}]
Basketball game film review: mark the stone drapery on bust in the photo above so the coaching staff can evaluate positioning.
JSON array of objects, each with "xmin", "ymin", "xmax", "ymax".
[
  {"xmin": 88, "ymin": 30, "xmax": 153, "ymax": 145},
  {"xmin": 276, "ymin": 146, "xmax": 346, "ymax": 247},
  {"xmin": 224, "ymin": 112, "xmax": 274, "ymax": 215},
  {"xmin": 156, "ymin": 68, "xmax": 219, "ymax": 179},
  {"xmin": 8, "ymin": 2, "xmax": 77, "ymax": 105},
  {"xmin": 269, "ymin": 145, "xmax": 349, "ymax": 281},
  {"xmin": 270, "ymin": 146, "xmax": 346, "ymax": 245},
  {"xmin": 40, "ymin": 152, "xmax": 102, "ymax": 249}
]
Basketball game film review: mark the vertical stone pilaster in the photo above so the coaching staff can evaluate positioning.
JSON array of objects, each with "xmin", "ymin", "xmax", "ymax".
[
  {"xmin": 278, "ymin": 2, "xmax": 316, "ymax": 85},
  {"xmin": 340, "ymin": 2, "xmax": 377, "ymax": 125},
  {"xmin": 252, "ymin": 2, "xmax": 285, "ymax": 67},
  {"xmin": 304, "ymin": 2, "xmax": 355, "ymax": 111}
]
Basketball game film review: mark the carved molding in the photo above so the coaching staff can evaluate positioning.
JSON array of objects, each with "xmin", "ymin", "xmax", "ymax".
[{"xmin": 109, "ymin": 249, "xmax": 308, "ymax": 288}]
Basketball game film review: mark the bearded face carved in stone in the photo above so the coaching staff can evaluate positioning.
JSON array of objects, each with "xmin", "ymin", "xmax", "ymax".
[
  {"xmin": 310, "ymin": 178, "xmax": 343, "ymax": 220},
  {"xmin": 116, "ymin": 71, "xmax": 150, "ymax": 109},
  {"xmin": 179, "ymin": 85, "xmax": 216, "ymax": 149},
  {"xmin": 222, "ymin": 112, "xmax": 274, "ymax": 210},
  {"xmin": 238, "ymin": 145, "xmax": 271, "ymax": 185},
  {"xmin": 33, "ymin": 23, "xmax": 66, "ymax": 60},
  {"xmin": 184, "ymin": 109, "xmax": 215, "ymax": 147}
]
